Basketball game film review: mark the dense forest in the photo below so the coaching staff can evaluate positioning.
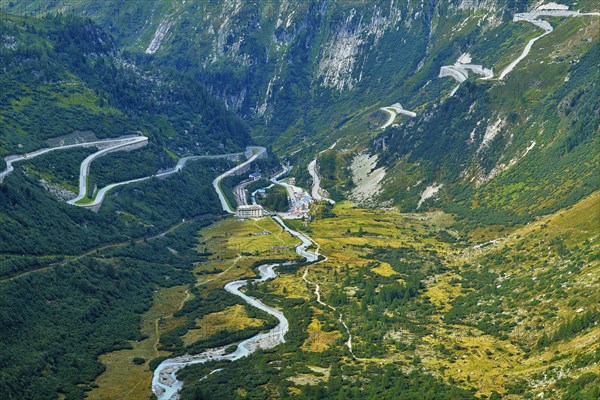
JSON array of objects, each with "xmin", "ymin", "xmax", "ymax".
[
  {"xmin": 0, "ymin": 13, "xmax": 251, "ymax": 157},
  {"xmin": 257, "ymin": 185, "xmax": 289, "ymax": 212},
  {"xmin": 0, "ymin": 213, "xmax": 219, "ymax": 399},
  {"xmin": 0, "ymin": 13, "xmax": 256, "ymax": 399}
]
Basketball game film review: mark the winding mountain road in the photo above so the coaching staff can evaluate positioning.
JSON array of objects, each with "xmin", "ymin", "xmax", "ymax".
[
  {"xmin": 1, "ymin": 136, "xmax": 258, "ymax": 211},
  {"xmin": 67, "ymin": 136, "xmax": 149, "ymax": 205},
  {"xmin": 269, "ymin": 166, "xmax": 300, "ymax": 210},
  {"xmin": 307, "ymin": 159, "xmax": 335, "ymax": 204},
  {"xmin": 0, "ymin": 136, "xmax": 148, "ymax": 184},
  {"xmin": 73, "ymin": 149, "xmax": 249, "ymax": 210},
  {"xmin": 380, "ymin": 103, "xmax": 416, "ymax": 129},
  {"xmin": 439, "ymin": 60, "xmax": 493, "ymax": 96},
  {"xmin": 498, "ymin": 15, "xmax": 553, "ymax": 80},
  {"xmin": 498, "ymin": 7, "xmax": 599, "ymax": 80},
  {"xmin": 307, "ymin": 141, "xmax": 338, "ymax": 205},
  {"xmin": 212, "ymin": 146, "xmax": 266, "ymax": 213}
]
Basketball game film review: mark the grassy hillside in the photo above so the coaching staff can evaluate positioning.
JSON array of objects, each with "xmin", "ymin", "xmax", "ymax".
[
  {"xmin": 244, "ymin": 195, "xmax": 597, "ymax": 399},
  {"xmin": 97, "ymin": 193, "xmax": 597, "ymax": 399},
  {"xmin": 333, "ymin": 8, "xmax": 599, "ymax": 223},
  {"xmin": 0, "ymin": 3, "xmax": 597, "ymax": 400}
]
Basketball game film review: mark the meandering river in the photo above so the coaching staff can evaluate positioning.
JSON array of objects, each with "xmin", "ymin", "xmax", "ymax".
[{"xmin": 152, "ymin": 217, "xmax": 318, "ymax": 399}]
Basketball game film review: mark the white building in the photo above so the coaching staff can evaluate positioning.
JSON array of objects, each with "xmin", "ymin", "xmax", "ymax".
[{"xmin": 236, "ymin": 204, "xmax": 264, "ymax": 219}]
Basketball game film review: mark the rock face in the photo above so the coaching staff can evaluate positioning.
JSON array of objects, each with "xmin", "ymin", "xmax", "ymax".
[
  {"xmin": 9, "ymin": 1, "xmax": 512, "ymax": 147},
  {"xmin": 145, "ymin": 19, "xmax": 172, "ymax": 54},
  {"xmin": 317, "ymin": 4, "xmax": 403, "ymax": 91},
  {"xmin": 350, "ymin": 153, "xmax": 386, "ymax": 206},
  {"xmin": 35, "ymin": 0, "xmax": 444, "ymax": 136}
]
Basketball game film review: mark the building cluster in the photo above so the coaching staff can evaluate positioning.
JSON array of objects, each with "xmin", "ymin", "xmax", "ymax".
[
  {"xmin": 234, "ymin": 171, "xmax": 316, "ymax": 219},
  {"xmin": 293, "ymin": 193, "xmax": 313, "ymax": 216},
  {"xmin": 280, "ymin": 180, "xmax": 313, "ymax": 216}
]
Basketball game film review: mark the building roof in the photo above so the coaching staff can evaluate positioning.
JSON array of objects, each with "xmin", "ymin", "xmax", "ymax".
[{"xmin": 236, "ymin": 204, "xmax": 264, "ymax": 211}]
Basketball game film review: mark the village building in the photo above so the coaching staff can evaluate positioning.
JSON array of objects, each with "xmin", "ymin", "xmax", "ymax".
[
  {"xmin": 249, "ymin": 172, "xmax": 262, "ymax": 180},
  {"xmin": 235, "ymin": 204, "xmax": 264, "ymax": 219}
]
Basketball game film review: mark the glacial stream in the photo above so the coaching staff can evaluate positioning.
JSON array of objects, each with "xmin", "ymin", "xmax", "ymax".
[{"xmin": 151, "ymin": 217, "xmax": 318, "ymax": 400}]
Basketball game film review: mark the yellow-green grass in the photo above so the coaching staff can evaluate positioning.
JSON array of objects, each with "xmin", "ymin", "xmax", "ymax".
[
  {"xmin": 91, "ymin": 192, "xmax": 597, "ymax": 398},
  {"xmin": 301, "ymin": 315, "xmax": 342, "ymax": 353},
  {"xmin": 88, "ymin": 217, "xmax": 309, "ymax": 399},
  {"xmin": 89, "ymin": 285, "xmax": 189, "ymax": 400},
  {"xmin": 467, "ymin": 223, "xmax": 519, "ymax": 243},
  {"xmin": 183, "ymin": 304, "xmax": 267, "ymax": 346},
  {"xmin": 504, "ymin": 190, "xmax": 600, "ymax": 247},
  {"xmin": 188, "ymin": 194, "xmax": 598, "ymax": 397},
  {"xmin": 289, "ymin": 197, "xmax": 599, "ymax": 396},
  {"xmin": 265, "ymin": 272, "xmax": 312, "ymax": 299},
  {"xmin": 459, "ymin": 191, "xmax": 600, "ymax": 342},
  {"xmin": 507, "ymin": 327, "xmax": 600, "ymax": 396},
  {"xmin": 544, "ymin": 16, "xmax": 599, "ymax": 61},
  {"xmin": 419, "ymin": 324, "xmax": 523, "ymax": 398},
  {"xmin": 371, "ymin": 262, "xmax": 398, "ymax": 277},
  {"xmin": 304, "ymin": 202, "xmax": 457, "ymax": 270},
  {"xmin": 430, "ymin": 192, "xmax": 600, "ymax": 395},
  {"xmin": 287, "ymin": 365, "xmax": 330, "ymax": 387},
  {"xmin": 194, "ymin": 217, "xmax": 301, "ymax": 289},
  {"xmin": 422, "ymin": 272, "xmax": 463, "ymax": 313}
]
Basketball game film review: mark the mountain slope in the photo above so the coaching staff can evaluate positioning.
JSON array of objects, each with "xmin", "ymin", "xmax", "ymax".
[
  {"xmin": 0, "ymin": 2, "xmax": 598, "ymax": 400},
  {"xmin": 7, "ymin": 1, "xmax": 597, "ymax": 223},
  {"xmin": 0, "ymin": 13, "xmax": 258, "ymax": 400},
  {"xmin": 371, "ymin": 12, "xmax": 599, "ymax": 222},
  {"xmin": 0, "ymin": 13, "xmax": 250, "ymax": 158}
]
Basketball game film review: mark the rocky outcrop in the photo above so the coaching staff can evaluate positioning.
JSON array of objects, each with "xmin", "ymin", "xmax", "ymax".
[
  {"xmin": 317, "ymin": 4, "xmax": 403, "ymax": 92},
  {"xmin": 145, "ymin": 19, "xmax": 172, "ymax": 54},
  {"xmin": 350, "ymin": 153, "xmax": 386, "ymax": 206}
]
